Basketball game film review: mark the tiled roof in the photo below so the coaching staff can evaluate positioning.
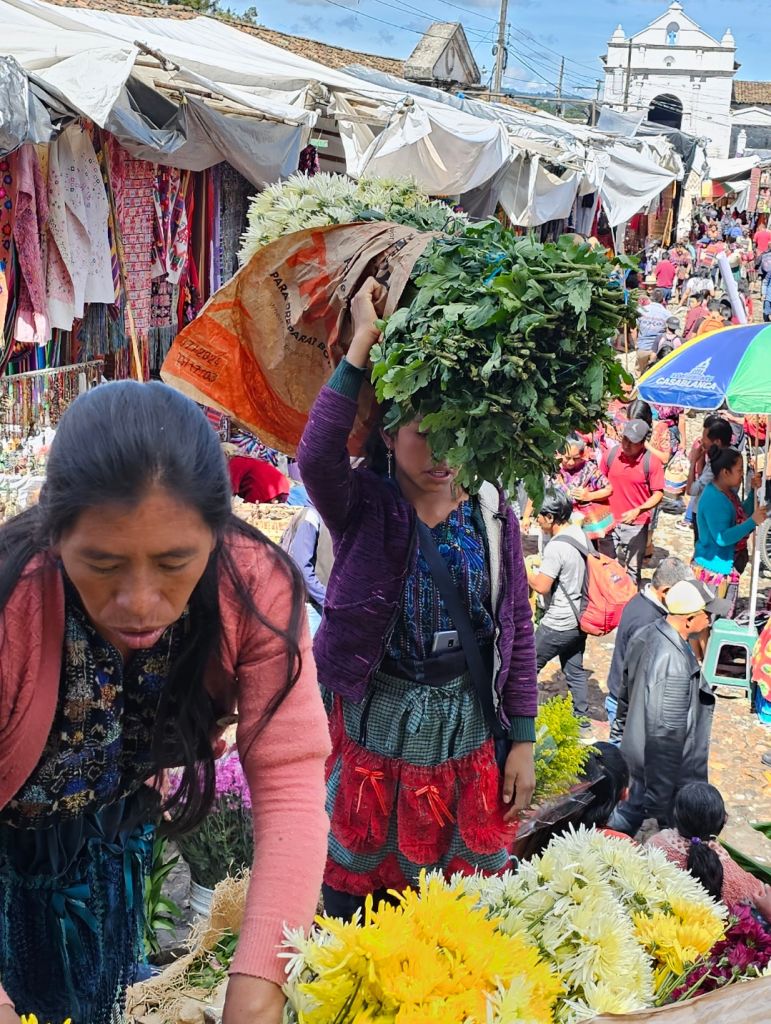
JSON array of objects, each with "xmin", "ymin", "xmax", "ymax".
[
  {"xmin": 733, "ymin": 81, "xmax": 771, "ymax": 107},
  {"xmin": 43, "ymin": 0, "xmax": 406, "ymax": 75}
]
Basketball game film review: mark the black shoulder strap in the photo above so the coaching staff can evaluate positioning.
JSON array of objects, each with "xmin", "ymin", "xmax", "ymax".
[
  {"xmin": 547, "ymin": 535, "xmax": 587, "ymax": 626},
  {"xmin": 608, "ymin": 444, "xmax": 651, "ymax": 487},
  {"xmin": 549, "ymin": 534, "xmax": 588, "ymax": 558},
  {"xmin": 416, "ymin": 519, "xmax": 504, "ymax": 739}
]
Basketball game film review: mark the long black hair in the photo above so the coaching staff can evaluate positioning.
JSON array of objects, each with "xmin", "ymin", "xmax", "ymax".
[
  {"xmin": 673, "ymin": 783, "xmax": 726, "ymax": 901},
  {"xmin": 579, "ymin": 742, "xmax": 629, "ymax": 828},
  {"xmin": 513, "ymin": 744, "xmax": 630, "ymax": 861},
  {"xmin": 625, "ymin": 399, "xmax": 653, "ymax": 426},
  {"xmin": 708, "ymin": 444, "xmax": 742, "ymax": 482},
  {"xmin": 0, "ymin": 381, "xmax": 305, "ymax": 834}
]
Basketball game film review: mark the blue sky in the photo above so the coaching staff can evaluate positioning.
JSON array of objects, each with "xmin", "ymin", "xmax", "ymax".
[{"xmin": 247, "ymin": 0, "xmax": 768, "ymax": 95}]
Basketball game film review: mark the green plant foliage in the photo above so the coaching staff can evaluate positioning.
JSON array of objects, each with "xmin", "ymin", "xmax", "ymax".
[
  {"xmin": 176, "ymin": 805, "xmax": 254, "ymax": 891},
  {"xmin": 372, "ymin": 225, "xmax": 637, "ymax": 504},
  {"xmin": 143, "ymin": 836, "xmax": 183, "ymax": 956},
  {"xmin": 533, "ymin": 694, "xmax": 591, "ymax": 803},
  {"xmin": 187, "ymin": 930, "xmax": 240, "ymax": 991},
  {"xmin": 720, "ymin": 820, "xmax": 771, "ymax": 885}
]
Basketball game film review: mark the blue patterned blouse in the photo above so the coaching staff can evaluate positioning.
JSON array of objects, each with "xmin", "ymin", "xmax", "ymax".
[
  {"xmin": 1, "ymin": 580, "xmax": 182, "ymax": 829},
  {"xmin": 387, "ymin": 499, "xmax": 494, "ymax": 662}
]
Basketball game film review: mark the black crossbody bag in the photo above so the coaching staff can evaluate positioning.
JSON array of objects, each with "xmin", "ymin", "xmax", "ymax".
[{"xmin": 416, "ymin": 520, "xmax": 511, "ymax": 770}]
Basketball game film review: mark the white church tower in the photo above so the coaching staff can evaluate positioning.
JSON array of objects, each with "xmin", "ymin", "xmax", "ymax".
[{"xmin": 601, "ymin": 2, "xmax": 737, "ymax": 158}]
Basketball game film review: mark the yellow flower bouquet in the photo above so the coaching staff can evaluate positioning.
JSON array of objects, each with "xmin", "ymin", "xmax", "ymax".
[
  {"xmin": 282, "ymin": 872, "xmax": 561, "ymax": 1024},
  {"xmin": 281, "ymin": 831, "xmax": 730, "ymax": 1024}
]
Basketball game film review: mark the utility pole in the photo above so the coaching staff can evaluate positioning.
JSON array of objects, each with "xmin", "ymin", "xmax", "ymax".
[
  {"xmin": 591, "ymin": 78, "xmax": 601, "ymax": 126},
  {"xmin": 555, "ymin": 57, "xmax": 565, "ymax": 116},
  {"xmin": 622, "ymin": 39, "xmax": 632, "ymax": 111},
  {"xmin": 492, "ymin": 0, "xmax": 509, "ymax": 96}
]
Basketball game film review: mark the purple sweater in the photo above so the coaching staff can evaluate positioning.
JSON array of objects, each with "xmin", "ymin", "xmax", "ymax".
[{"xmin": 296, "ymin": 361, "xmax": 537, "ymax": 741}]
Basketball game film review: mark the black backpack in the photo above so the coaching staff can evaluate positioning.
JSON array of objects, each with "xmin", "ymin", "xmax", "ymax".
[{"xmin": 606, "ymin": 445, "xmax": 652, "ymax": 486}]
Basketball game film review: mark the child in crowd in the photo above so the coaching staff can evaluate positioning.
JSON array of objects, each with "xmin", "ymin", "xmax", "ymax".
[
  {"xmin": 647, "ymin": 783, "xmax": 771, "ymax": 915},
  {"xmin": 514, "ymin": 743, "xmax": 631, "ymax": 860}
]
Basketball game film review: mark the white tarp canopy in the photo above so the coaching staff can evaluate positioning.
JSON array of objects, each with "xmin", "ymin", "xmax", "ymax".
[
  {"xmin": 0, "ymin": 0, "xmax": 314, "ymax": 127},
  {"xmin": 0, "ymin": 0, "xmax": 510, "ymax": 195},
  {"xmin": 340, "ymin": 63, "xmax": 683, "ymax": 226},
  {"xmin": 0, "ymin": 0, "xmax": 685, "ymax": 218},
  {"xmin": 599, "ymin": 143, "xmax": 684, "ymax": 228},
  {"xmin": 708, "ymin": 155, "xmax": 760, "ymax": 182}
]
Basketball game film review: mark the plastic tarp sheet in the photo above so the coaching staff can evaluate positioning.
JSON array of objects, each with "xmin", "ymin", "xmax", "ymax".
[
  {"xmin": 335, "ymin": 92, "xmax": 509, "ymax": 194},
  {"xmin": 0, "ymin": 56, "xmax": 57, "ymax": 154},
  {"xmin": 104, "ymin": 82, "xmax": 302, "ymax": 185},
  {"xmin": 708, "ymin": 155, "xmax": 760, "ymax": 181},
  {"xmin": 600, "ymin": 143, "xmax": 680, "ymax": 228},
  {"xmin": 0, "ymin": 0, "xmax": 315, "ymax": 127},
  {"xmin": 0, "ymin": 0, "xmax": 137, "ymax": 126},
  {"xmin": 498, "ymin": 154, "xmax": 580, "ymax": 227}
]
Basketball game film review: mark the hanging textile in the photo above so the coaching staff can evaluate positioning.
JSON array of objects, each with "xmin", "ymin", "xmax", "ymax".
[
  {"xmin": 298, "ymin": 144, "xmax": 320, "ymax": 177},
  {"xmin": 149, "ymin": 278, "xmax": 178, "ymax": 372},
  {"xmin": 46, "ymin": 125, "xmax": 115, "ymax": 331},
  {"xmin": 12, "ymin": 145, "xmax": 49, "ymax": 346},
  {"xmin": 151, "ymin": 167, "xmax": 190, "ymax": 286},
  {"xmin": 77, "ymin": 299, "xmax": 127, "ymax": 361},
  {"xmin": 210, "ymin": 162, "xmax": 222, "ymax": 295},
  {"xmin": 0, "ymin": 155, "xmax": 16, "ymax": 348},
  {"xmin": 91, "ymin": 130, "xmax": 121, "ymax": 304},
  {"xmin": 111, "ymin": 147, "xmax": 154, "ymax": 342},
  {"xmin": 220, "ymin": 163, "xmax": 251, "ymax": 285}
]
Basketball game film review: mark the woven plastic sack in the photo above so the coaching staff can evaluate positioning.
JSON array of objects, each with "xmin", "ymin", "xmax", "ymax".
[{"xmin": 161, "ymin": 222, "xmax": 435, "ymax": 455}]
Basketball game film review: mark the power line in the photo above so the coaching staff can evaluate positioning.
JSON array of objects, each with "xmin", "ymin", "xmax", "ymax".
[
  {"xmin": 511, "ymin": 27, "xmax": 602, "ymax": 75},
  {"xmin": 316, "ymin": 0, "xmax": 486, "ymax": 41},
  {"xmin": 365, "ymin": 0, "xmax": 492, "ymax": 41}
]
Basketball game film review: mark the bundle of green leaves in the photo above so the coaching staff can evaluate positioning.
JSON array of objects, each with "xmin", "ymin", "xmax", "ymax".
[{"xmin": 372, "ymin": 223, "xmax": 637, "ymax": 503}]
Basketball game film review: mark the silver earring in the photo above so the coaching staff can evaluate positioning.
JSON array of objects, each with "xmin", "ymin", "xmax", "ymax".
[{"xmin": 387, "ymin": 449, "xmax": 393, "ymax": 478}]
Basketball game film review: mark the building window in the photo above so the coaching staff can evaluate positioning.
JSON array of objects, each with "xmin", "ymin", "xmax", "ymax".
[{"xmin": 666, "ymin": 22, "xmax": 679, "ymax": 45}]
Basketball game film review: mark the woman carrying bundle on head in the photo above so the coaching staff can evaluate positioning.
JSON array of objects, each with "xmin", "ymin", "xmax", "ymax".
[
  {"xmin": 647, "ymin": 783, "xmax": 771, "ymax": 916},
  {"xmin": 693, "ymin": 445, "xmax": 766, "ymax": 616},
  {"xmin": 297, "ymin": 278, "xmax": 538, "ymax": 919},
  {"xmin": 0, "ymin": 382, "xmax": 330, "ymax": 1024}
]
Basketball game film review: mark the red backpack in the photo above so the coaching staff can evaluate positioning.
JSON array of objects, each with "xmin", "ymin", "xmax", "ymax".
[{"xmin": 551, "ymin": 535, "xmax": 637, "ymax": 636}]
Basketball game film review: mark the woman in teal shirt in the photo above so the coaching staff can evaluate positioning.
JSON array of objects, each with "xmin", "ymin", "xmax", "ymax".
[{"xmin": 694, "ymin": 446, "xmax": 765, "ymax": 615}]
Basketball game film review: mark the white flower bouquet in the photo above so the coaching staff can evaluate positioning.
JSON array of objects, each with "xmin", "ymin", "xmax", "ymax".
[{"xmin": 239, "ymin": 173, "xmax": 465, "ymax": 264}]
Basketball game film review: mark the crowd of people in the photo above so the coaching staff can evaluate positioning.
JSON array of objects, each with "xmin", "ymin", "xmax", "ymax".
[
  {"xmin": 627, "ymin": 207, "xmax": 771, "ymax": 373},
  {"xmin": 2, "ymin": 266, "xmax": 770, "ymax": 1024}
]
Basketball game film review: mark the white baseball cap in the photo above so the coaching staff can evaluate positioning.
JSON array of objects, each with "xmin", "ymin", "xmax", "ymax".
[{"xmin": 665, "ymin": 579, "xmax": 731, "ymax": 617}]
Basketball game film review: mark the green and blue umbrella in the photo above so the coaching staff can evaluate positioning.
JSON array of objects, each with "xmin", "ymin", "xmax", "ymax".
[{"xmin": 637, "ymin": 323, "xmax": 771, "ymax": 414}]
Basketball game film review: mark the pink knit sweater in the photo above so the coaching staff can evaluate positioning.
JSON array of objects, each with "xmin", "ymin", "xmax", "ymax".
[
  {"xmin": 647, "ymin": 830, "xmax": 764, "ymax": 906},
  {"xmin": 0, "ymin": 536, "xmax": 331, "ymax": 1007}
]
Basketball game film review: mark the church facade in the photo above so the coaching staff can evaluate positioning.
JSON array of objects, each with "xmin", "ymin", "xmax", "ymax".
[{"xmin": 601, "ymin": 2, "xmax": 737, "ymax": 158}]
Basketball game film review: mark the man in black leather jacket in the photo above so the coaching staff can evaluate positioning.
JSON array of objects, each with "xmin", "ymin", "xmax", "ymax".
[{"xmin": 609, "ymin": 579, "xmax": 728, "ymax": 836}]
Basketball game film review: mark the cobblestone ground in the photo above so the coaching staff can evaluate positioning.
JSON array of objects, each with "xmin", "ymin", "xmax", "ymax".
[{"xmin": 539, "ymin": 293, "xmax": 771, "ymax": 865}]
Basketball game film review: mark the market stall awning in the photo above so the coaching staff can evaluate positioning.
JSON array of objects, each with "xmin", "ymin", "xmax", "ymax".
[
  {"xmin": 3, "ymin": 0, "xmax": 513, "ymax": 195},
  {"xmin": 0, "ymin": 0, "xmax": 313, "ymax": 182}
]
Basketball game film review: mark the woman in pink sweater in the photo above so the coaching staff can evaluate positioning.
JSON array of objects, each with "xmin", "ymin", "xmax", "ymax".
[
  {"xmin": 0, "ymin": 382, "xmax": 330, "ymax": 1024},
  {"xmin": 647, "ymin": 783, "xmax": 771, "ymax": 916}
]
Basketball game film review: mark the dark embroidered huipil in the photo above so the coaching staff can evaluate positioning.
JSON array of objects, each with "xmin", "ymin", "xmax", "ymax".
[
  {"xmin": 323, "ymin": 499, "xmax": 516, "ymax": 894},
  {"xmin": 0, "ymin": 579, "xmax": 182, "ymax": 1024}
]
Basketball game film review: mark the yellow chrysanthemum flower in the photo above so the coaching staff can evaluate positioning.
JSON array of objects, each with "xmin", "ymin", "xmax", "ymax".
[{"xmin": 285, "ymin": 871, "xmax": 559, "ymax": 1024}]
